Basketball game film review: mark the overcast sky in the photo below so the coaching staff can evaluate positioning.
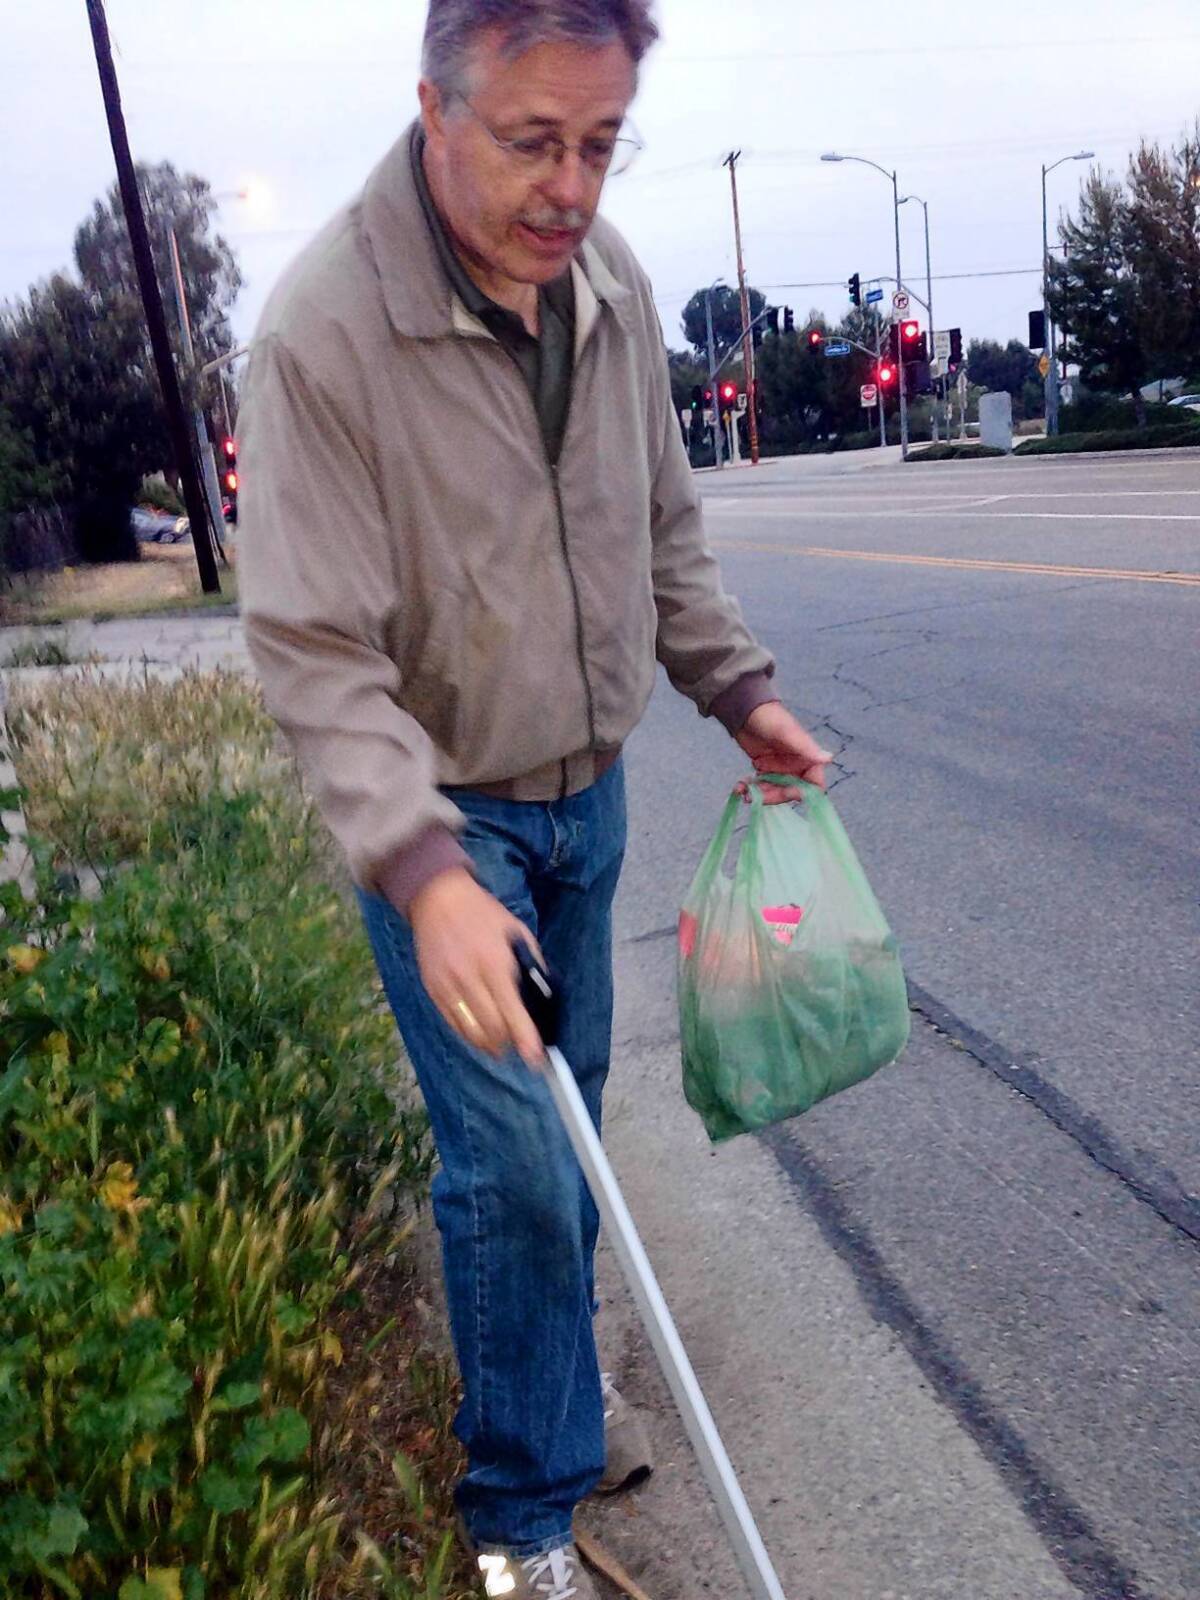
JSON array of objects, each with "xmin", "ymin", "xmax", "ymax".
[{"xmin": 3, "ymin": 1, "xmax": 1199, "ymax": 356}]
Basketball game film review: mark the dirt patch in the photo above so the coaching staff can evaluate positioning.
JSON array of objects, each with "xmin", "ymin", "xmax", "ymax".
[{"xmin": 2, "ymin": 541, "xmax": 237, "ymax": 624}]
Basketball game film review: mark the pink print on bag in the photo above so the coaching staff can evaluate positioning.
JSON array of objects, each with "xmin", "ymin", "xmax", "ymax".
[{"xmin": 761, "ymin": 905, "xmax": 804, "ymax": 947}]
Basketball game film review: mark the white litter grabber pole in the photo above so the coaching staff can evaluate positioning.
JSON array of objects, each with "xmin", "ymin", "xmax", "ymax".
[{"xmin": 543, "ymin": 1041, "xmax": 788, "ymax": 1600}]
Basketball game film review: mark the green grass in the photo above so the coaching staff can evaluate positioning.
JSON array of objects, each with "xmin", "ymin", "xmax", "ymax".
[
  {"xmin": 2, "ymin": 636, "xmax": 78, "ymax": 668},
  {"xmin": 1014, "ymin": 422, "xmax": 1200, "ymax": 456}
]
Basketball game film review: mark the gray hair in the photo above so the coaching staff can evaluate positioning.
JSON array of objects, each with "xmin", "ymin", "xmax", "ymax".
[{"xmin": 422, "ymin": 0, "xmax": 659, "ymax": 96}]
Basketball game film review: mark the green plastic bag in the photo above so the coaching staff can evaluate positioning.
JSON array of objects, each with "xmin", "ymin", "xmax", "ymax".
[{"xmin": 678, "ymin": 778, "xmax": 910, "ymax": 1142}]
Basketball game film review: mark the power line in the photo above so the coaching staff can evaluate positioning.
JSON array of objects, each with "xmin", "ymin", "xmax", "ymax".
[{"xmin": 758, "ymin": 267, "xmax": 1042, "ymax": 291}]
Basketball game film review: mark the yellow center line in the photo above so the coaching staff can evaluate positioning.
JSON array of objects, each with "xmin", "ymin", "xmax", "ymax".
[{"xmin": 709, "ymin": 541, "xmax": 1200, "ymax": 587}]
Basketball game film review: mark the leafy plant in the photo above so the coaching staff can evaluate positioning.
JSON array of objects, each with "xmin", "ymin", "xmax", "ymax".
[{"xmin": 0, "ymin": 671, "xmax": 448, "ymax": 1597}]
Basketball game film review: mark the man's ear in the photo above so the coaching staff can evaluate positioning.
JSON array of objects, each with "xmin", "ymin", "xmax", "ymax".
[{"xmin": 418, "ymin": 79, "xmax": 447, "ymax": 143}]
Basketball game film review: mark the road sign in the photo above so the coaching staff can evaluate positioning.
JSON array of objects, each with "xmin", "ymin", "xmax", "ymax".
[
  {"xmin": 1061, "ymin": 381, "xmax": 1074, "ymax": 405},
  {"xmin": 823, "ymin": 340, "xmax": 852, "ymax": 357},
  {"xmin": 929, "ymin": 358, "xmax": 943, "ymax": 379},
  {"xmin": 891, "ymin": 289, "xmax": 910, "ymax": 316},
  {"xmin": 860, "ymin": 383, "xmax": 878, "ymax": 408},
  {"xmin": 736, "ymin": 393, "xmax": 749, "ymax": 413},
  {"xmin": 934, "ymin": 330, "xmax": 951, "ymax": 363},
  {"xmin": 866, "ymin": 287, "xmax": 884, "ymax": 304},
  {"xmin": 680, "ymin": 408, "xmax": 693, "ymax": 428},
  {"xmin": 1038, "ymin": 353, "xmax": 1051, "ymax": 378}
]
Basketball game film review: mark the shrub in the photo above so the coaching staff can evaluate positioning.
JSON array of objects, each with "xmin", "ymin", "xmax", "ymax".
[
  {"xmin": 0, "ymin": 673, "xmax": 441, "ymax": 1598},
  {"xmin": 907, "ymin": 443, "xmax": 1006, "ymax": 462},
  {"xmin": 1014, "ymin": 423, "xmax": 1200, "ymax": 456}
]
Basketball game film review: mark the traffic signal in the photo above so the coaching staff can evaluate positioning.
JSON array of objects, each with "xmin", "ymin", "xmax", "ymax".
[
  {"xmin": 220, "ymin": 435, "xmax": 238, "ymax": 520},
  {"xmin": 690, "ymin": 384, "xmax": 704, "ymax": 410},
  {"xmin": 807, "ymin": 328, "xmax": 824, "ymax": 349},
  {"xmin": 887, "ymin": 323, "xmax": 901, "ymax": 364},
  {"xmin": 1028, "ymin": 310, "xmax": 1046, "ymax": 350},
  {"xmin": 719, "ymin": 381, "xmax": 739, "ymax": 414},
  {"xmin": 900, "ymin": 319, "xmax": 921, "ymax": 352},
  {"xmin": 765, "ymin": 305, "xmax": 780, "ymax": 336},
  {"xmin": 948, "ymin": 327, "xmax": 963, "ymax": 368},
  {"xmin": 878, "ymin": 361, "xmax": 897, "ymax": 386},
  {"xmin": 848, "ymin": 272, "xmax": 862, "ymax": 308},
  {"xmin": 783, "ymin": 306, "xmax": 795, "ymax": 334}
]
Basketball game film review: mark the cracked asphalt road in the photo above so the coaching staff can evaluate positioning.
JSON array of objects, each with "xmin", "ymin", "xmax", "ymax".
[{"xmin": 586, "ymin": 449, "xmax": 1200, "ymax": 1600}]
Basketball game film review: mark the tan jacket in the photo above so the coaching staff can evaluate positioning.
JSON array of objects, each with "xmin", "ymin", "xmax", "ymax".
[{"xmin": 238, "ymin": 127, "xmax": 775, "ymax": 908}]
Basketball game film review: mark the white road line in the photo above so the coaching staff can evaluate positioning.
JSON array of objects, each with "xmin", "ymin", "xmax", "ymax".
[{"xmin": 705, "ymin": 506, "xmax": 1200, "ymax": 522}]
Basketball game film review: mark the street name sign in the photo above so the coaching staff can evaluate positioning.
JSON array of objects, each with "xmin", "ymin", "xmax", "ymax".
[
  {"xmin": 866, "ymin": 287, "xmax": 884, "ymax": 304},
  {"xmin": 860, "ymin": 383, "xmax": 878, "ymax": 407},
  {"xmin": 823, "ymin": 340, "xmax": 852, "ymax": 357}
]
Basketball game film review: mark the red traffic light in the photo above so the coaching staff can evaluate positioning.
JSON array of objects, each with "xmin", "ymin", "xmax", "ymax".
[
  {"xmin": 901, "ymin": 319, "xmax": 920, "ymax": 344},
  {"xmin": 808, "ymin": 328, "xmax": 823, "ymax": 347},
  {"xmin": 222, "ymin": 437, "xmax": 237, "ymax": 458},
  {"xmin": 878, "ymin": 362, "xmax": 896, "ymax": 385},
  {"xmin": 721, "ymin": 382, "xmax": 737, "ymax": 401},
  {"xmin": 224, "ymin": 471, "xmax": 239, "ymax": 492}
]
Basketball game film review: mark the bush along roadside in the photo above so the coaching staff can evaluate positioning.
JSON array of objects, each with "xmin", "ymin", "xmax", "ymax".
[
  {"xmin": 906, "ymin": 443, "xmax": 1006, "ymax": 462},
  {"xmin": 1014, "ymin": 422, "xmax": 1200, "ymax": 456},
  {"xmin": 0, "ymin": 672, "xmax": 479, "ymax": 1600}
]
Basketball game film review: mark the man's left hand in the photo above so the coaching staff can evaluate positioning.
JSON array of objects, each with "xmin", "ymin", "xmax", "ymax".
[{"xmin": 734, "ymin": 702, "xmax": 834, "ymax": 804}]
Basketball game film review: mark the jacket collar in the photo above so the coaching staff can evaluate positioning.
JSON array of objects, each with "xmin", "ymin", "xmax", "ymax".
[{"xmin": 360, "ymin": 121, "xmax": 633, "ymax": 344}]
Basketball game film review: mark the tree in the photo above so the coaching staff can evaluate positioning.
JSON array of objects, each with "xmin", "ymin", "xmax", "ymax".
[
  {"xmin": 1124, "ymin": 125, "xmax": 1200, "ymax": 380},
  {"xmin": 964, "ymin": 339, "xmax": 1040, "ymax": 415},
  {"xmin": 681, "ymin": 284, "xmax": 766, "ymax": 362},
  {"xmin": 1047, "ymin": 172, "xmax": 1151, "ymax": 420},
  {"xmin": 0, "ymin": 276, "xmax": 163, "ymax": 562},
  {"xmin": 73, "ymin": 161, "xmax": 243, "ymax": 380}
]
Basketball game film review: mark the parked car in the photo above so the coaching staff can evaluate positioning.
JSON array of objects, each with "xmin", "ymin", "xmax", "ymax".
[
  {"xmin": 1167, "ymin": 393, "xmax": 1200, "ymax": 413},
  {"xmin": 131, "ymin": 506, "xmax": 190, "ymax": 544}
]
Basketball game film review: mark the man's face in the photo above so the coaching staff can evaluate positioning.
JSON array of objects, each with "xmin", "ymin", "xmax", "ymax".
[{"xmin": 420, "ymin": 29, "xmax": 637, "ymax": 288}]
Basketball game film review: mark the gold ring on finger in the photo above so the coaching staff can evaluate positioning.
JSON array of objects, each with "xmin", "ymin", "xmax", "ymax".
[{"xmin": 454, "ymin": 999, "xmax": 480, "ymax": 1034}]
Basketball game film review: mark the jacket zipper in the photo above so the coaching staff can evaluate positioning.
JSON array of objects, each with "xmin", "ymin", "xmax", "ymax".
[{"xmin": 481, "ymin": 330, "xmax": 599, "ymax": 800}]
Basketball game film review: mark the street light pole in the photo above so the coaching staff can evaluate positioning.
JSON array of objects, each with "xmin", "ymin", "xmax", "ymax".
[
  {"xmin": 901, "ymin": 195, "xmax": 936, "ymax": 440},
  {"xmin": 1041, "ymin": 150, "xmax": 1093, "ymax": 436},
  {"xmin": 823, "ymin": 151, "xmax": 909, "ymax": 459}
]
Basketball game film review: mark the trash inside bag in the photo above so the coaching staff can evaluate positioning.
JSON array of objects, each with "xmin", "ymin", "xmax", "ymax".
[{"xmin": 678, "ymin": 778, "xmax": 910, "ymax": 1142}]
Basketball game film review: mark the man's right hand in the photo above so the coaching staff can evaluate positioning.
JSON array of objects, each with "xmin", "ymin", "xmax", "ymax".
[{"xmin": 408, "ymin": 868, "xmax": 546, "ymax": 1069}]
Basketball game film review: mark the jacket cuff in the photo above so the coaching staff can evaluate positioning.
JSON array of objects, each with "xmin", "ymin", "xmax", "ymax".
[
  {"xmin": 376, "ymin": 823, "xmax": 472, "ymax": 918},
  {"xmin": 709, "ymin": 670, "xmax": 780, "ymax": 735}
]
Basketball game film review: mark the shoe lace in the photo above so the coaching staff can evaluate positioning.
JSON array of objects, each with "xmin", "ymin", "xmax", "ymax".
[{"xmin": 522, "ymin": 1545, "xmax": 581, "ymax": 1598}]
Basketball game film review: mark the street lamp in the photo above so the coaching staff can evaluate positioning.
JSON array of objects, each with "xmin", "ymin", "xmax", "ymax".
[
  {"xmin": 822, "ymin": 151, "xmax": 910, "ymax": 458},
  {"xmin": 899, "ymin": 194, "xmax": 937, "ymax": 438},
  {"xmin": 1042, "ymin": 150, "xmax": 1093, "ymax": 436}
]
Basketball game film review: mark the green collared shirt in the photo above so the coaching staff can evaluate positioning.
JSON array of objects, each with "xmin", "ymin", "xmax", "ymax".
[{"xmin": 411, "ymin": 127, "xmax": 576, "ymax": 465}]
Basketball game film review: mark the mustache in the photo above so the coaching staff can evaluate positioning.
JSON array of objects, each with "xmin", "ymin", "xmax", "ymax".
[{"xmin": 519, "ymin": 207, "xmax": 589, "ymax": 232}]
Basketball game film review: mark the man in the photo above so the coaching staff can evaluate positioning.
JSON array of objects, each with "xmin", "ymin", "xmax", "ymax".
[{"xmin": 239, "ymin": 2, "xmax": 831, "ymax": 1594}]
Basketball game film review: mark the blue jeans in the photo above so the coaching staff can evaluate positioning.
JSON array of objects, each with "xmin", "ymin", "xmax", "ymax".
[{"xmin": 356, "ymin": 759, "xmax": 627, "ymax": 1556}]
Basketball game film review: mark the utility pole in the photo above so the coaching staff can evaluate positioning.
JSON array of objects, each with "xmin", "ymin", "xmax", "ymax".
[
  {"xmin": 891, "ymin": 169, "xmax": 910, "ymax": 460},
  {"xmin": 704, "ymin": 289, "xmax": 725, "ymax": 470},
  {"xmin": 168, "ymin": 227, "xmax": 227, "ymax": 561},
  {"xmin": 876, "ymin": 312, "xmax": 886, "ymax": 449},
  {"xmin": 724, "ymin": 151, "xmax": 760, "ymax": 466},
  {"xmin": 84, "ymin": 0, "xmax": 221, "ymax": 594}
]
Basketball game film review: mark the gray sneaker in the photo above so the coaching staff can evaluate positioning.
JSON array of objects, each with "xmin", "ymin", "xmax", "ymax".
[
  {"xmin": 474, "ymin": 1543, "xmax": 597, "ymax": 1598},
  {"xmin": 595, "ymin": 1372, "xmax": 654, "ymax": 1495}
]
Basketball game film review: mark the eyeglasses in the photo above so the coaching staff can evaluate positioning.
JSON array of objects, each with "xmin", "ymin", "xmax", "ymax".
[{"xmin": 453, "ymin": 95, "xmax": 643, "ymax": 178}]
